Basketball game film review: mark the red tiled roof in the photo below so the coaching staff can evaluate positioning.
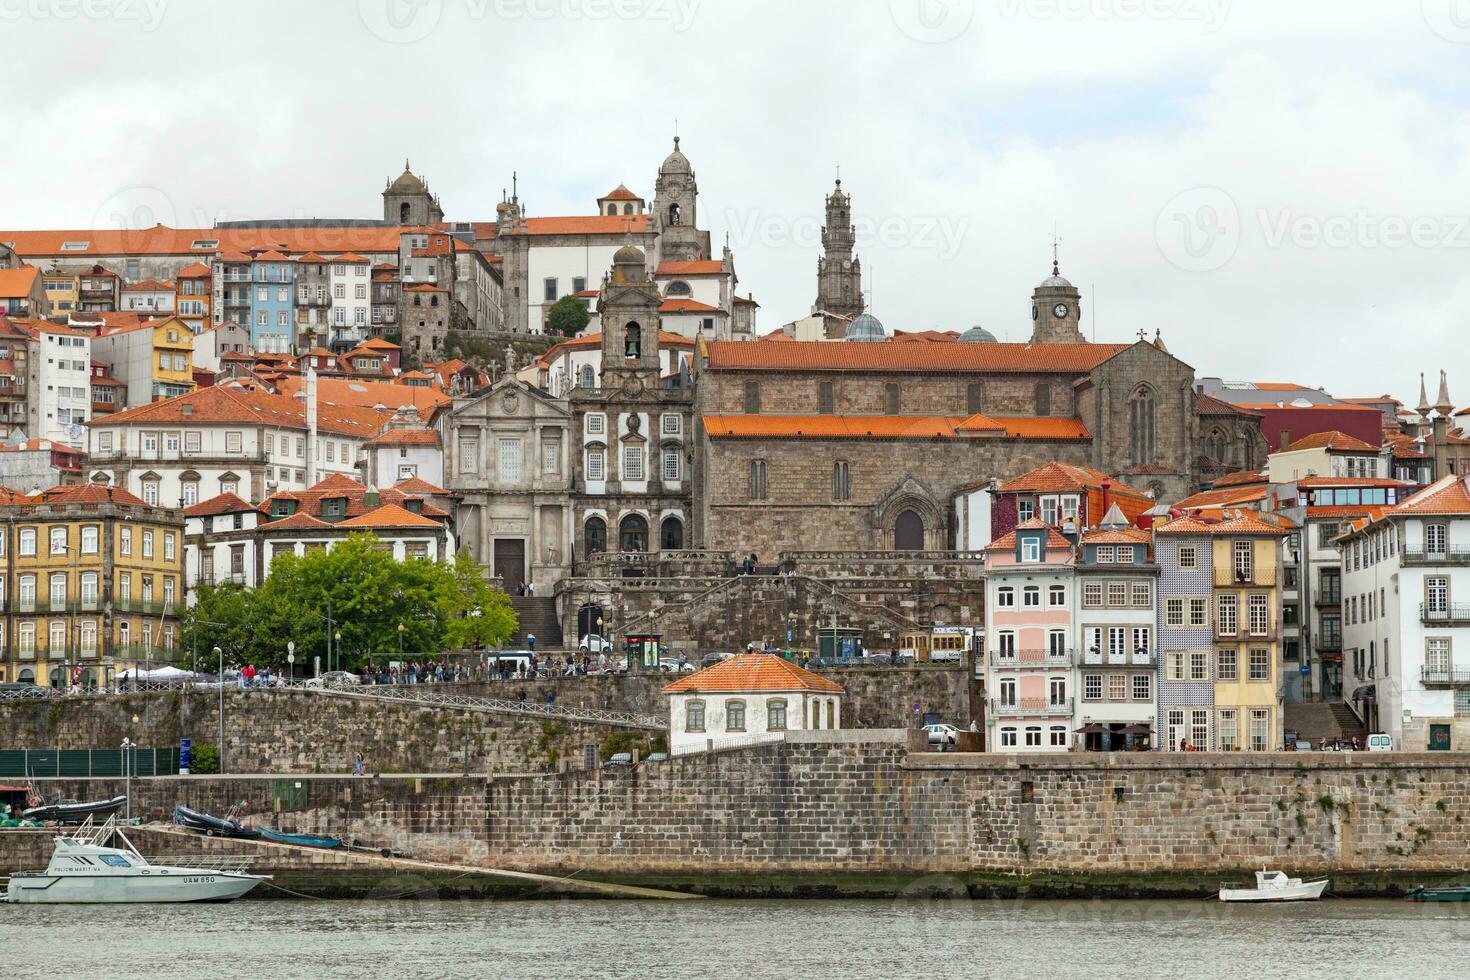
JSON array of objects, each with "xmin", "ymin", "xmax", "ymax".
[
  {"xmin": 392, "ymin": 476, "xmax": 452, "ymax": 496},
  {"xmin": 336, "ymin": 502, "xmax": 444, "ymax": 529},
  {"xmin": 601, "ymin": 184, "xmax": 641, "ymax": 201},
  {"xmin": 662, "ymin": 653, "xmax": 844, "ymax": 695},
  {"xmin": 999, "ymin": 461, "xmax": 1149, "ymax": 499},
  {"xmin": 87, "ymin": 384, "xmax": 388, "ymax": 439},
  {"xmin": 0, "ymin": 266, "xmax": 39, "ymax": 298},
  {"xmin": 705, "ymin": 339, "xmax": 1129, "ymax": 374},
  {"xmin": 365, "ymin": 428, "xmax": 440, "ymax": 448},
  {"xmin": 184, "ymin": 492, "xmax": 259, "ymax": 518},
  {"xmin": 1081, "ymin": 527, "xmax": 1152, "ymax": 546},
  {"xmin": 261, "ymin": 511, "xmax": 334, "ymax": 531},
  {"xmin": 0, "ymin": 226, "xmax": 431, "ymax": 257},
  {"xmin": 271, "ymin": 376, "xmax": 448, "ymax": 414},
  {"xmin": 1293, "ymin": 476, "xmax": 1409, "ymax": 489},
  {"xmin": 1391, "ymin": 475, "xmax": 1470, "ymax": 516},
  {"xmin": 122, "ymin": 278, "xmax": 173, "ymax": 292},
  {"xmin": 1211, "ymin": 470, "xmax": 1267, "ymax": 488},
  {"xmin": 1175, "ymin": 485, "xmax": 1270, "ymax": 511},
  {"xmin": 702, "ymin": 414, "xmax": 1090, "ymax": 441},
  {"xmin": 29, "ymin": 483, "xmax": 154, "ymax": 509},
  {"xmin": 176, "ymin": 262, "xmax": 212, "ymax": 278},
  {"xmin": 1197, "ymin": 392, "xmax": 1262, "ymax": 416},
  {"xmin": 0, "ymin": 438, "xmax": 84, "ymax": 457},
  {"xmin": 988, "ymin": 519, "xmax": 1075, "ymax": 553},
  {"xmin": 1282, "ymin": 430, "xmax": 1378, "ymax": 453},
  {"xmin": 523, "ymin": 215, "xmax": 651, "ymax": 236},
  {"xmin": 659, "ymin": 298, "xmax": 721, "ymax": 314},
  {"xmin": 656, "ymin": 260, "xmax": 723, "ymax": 276}
]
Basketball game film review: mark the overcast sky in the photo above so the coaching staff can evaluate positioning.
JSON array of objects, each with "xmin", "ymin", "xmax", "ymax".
[{"xmin": 7, "ymin": 0, "xmax": 1469, "ymax": 404}]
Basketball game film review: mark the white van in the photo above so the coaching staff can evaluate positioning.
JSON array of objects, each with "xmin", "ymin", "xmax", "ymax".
[{"xmin": 1366, "ymin": 733, "xmax": 1394, "ymax": 752}]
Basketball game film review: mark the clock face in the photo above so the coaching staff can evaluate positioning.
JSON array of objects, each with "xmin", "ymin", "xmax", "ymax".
[
  {"xmin": 1031, "ymin": 305, "xmax": 1039, "ymax": 322},
  {"xmin": 1052, "ymin": 303, "xmax": 1070, "ymax": 319}
]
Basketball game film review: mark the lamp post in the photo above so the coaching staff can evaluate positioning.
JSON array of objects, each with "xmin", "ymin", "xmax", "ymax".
[
  {"xmin": 121, "ymin": 736, "xmax": 132, "ymax": 822},
  {"xmin": 214, "ymin": 646, "xmax": 225, "ymax": 775},
  {"xmin": 397, "ymin": 622, "xmax": 405, "ymax": 663},
  {"xmin": 334, "ymin": 631, "xmax": 341, "ymax": 673}
]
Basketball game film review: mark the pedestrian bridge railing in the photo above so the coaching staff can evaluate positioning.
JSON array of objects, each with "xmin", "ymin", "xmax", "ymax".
[{"xmin": 300, "ymin": 684, "xmax": 669, "ymax": 731}]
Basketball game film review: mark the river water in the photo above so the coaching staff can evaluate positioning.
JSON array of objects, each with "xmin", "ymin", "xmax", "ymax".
[{"xmin": 5, "ymin": 897, "xmax": 1468, "ymax": 978}]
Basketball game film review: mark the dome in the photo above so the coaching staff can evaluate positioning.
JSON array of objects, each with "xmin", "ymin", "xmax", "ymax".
[
  {"xmin": 959, "ymin": 324, "xmax": 998, "ymax": 344},
  {"xmin": 495, "ymin": 201, "xmax": 509, "ymax": 214},
  {"xmin": 828, "ymin": 178, "xmax": 848, "ymax": 202},
  {"xmin": 846, "ymin": 312, "xmax": 887, "ymax": 342},
  {"xmin": 613, "ymin": 243, "xmax": 645, "ymax": 265},
  {"xmin": 388, "ymin": 166, "xmax": 426, "ymax": 193},
  {"xmin": 1037, "ymin": 260, "xmax": 1073, "ymax": 289},
  {"xmin": 660, "ymin": 136, "xmax": 692, "ymax": 175}
]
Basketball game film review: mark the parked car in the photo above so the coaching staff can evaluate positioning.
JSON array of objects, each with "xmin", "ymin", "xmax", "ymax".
[
  {"xmin": 304, "ymin": 671, "xmax": 360, "ymax": 689},
  {"xmin": 700, "ymin": 652, "xmax": 735, "ymax": 668},
  {"xmin": 1366, "ymin": 734, "xmax": 1394, "ymax": 751},
  {"xmin": 923, "ymin": 723, "xmax": 960, "ymax": 746},
  {"xmin": 0, "ymin": 682, "xmax": 55, "ymax": 700},
  {"xmin": 603, "ymin": 752, "xmax": 633, "ymax": 768},
  {"xmin": 658, "ymin": 658, "xmax": 695, "ymax": 674},
  {"xmin": 579, "ymin": 634, "xmax": 612, "ymax": 654}
]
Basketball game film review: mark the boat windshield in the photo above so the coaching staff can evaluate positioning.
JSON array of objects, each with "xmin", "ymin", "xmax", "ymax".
[{"xmin": 97, "ymin": 855, "xmax": 131, "ymax": 868}]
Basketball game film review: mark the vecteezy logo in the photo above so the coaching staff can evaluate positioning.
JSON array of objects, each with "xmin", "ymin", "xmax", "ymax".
[
  {"xmin": 890, "ymin": 0, "xmax": 976, "ymax": 43},
  {"xmin": 359, "ymin": 0, "xmax": 443, "ymax": 44},
  {"xmin": 1423, "ymin": 0, "xmax": 1470, "ymax": 43},
  {"xmin": 1155, "ymin": 186, "xmax": 1240, "ymax": 273},
  {"xmin": 91, "ymin": 185, "xmax": 178, "ymax": 253}
]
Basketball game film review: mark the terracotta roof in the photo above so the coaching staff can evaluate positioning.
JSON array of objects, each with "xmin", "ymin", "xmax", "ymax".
[
  {"xmin": 27, "ymin": 483, "xmax": 154, "ymax": 509},
  {"xmin": 702, "ymin": 414, "xmax": 1090, "ymax": 441},
  {"xmin": 659, "ymin": 298, "xmax": 722, "ymax": 314},
  {"xmin": 175, "ymin": 262, "xmax": 212, "ymax": 278},
  {"xmin": 655, "ymin": 260, "xmax": 723, "ymax": 276},
  {"xmin": 122, "ymin": 278, "xmax": 173, "ymax": 292},
  {"xmin": 271, "ymin": 375, "xmax": 448, "ymax": 414},
  {"xmin": 1281, "ymin": 430, "xmax": 1378, "ymax": 453},
  {"xmin": 261, "ymin": 511, "xmax": 334, "ymax": 531},
  {"xmin": 1197, "ymin": 392, "xmax": 1261, "ymax": 416},
  {"xmin": 1293, "ymin": 476, "xmax": 1409, "ymax": 489},
  {"xmin": 705, "ymin": 339, "xmax": 1129, "ymax": 374},
  {"xmin": 1175, "ymin": 485, "xmax": 1270, "ymax": 511},
  {"xmin": 365, "ymin": 428, "xmax": 440, "ymax": 448},
  {"xmin": 1211, "ymin": 470, "xmax": 1267, "ymax": 488},
  {"xmin": 0, "ymin": 438, "xmax": 84, "ymax": 456},
  {"xmin": 662, "ymin": 653, "xmax": 844, "ymax": 695},
  {"xmin": 359, "ymin": 338, "xmax": 401, "ymax": 351},
  {"xmin": 1153, "ymin": 515, "xmax": 1216, "ymax": 535},
  {"xmin": 184, "ymin": 492, "xmax": 259, "ymax": 517},
  {"xmin": 404, "ymin": 282, "xmax": 446, "ymax": 292},
  {"xmin": 988, "ymin": 519, "xmax": 1075, "ymax": 554},
  {"xmin": 87, "ymin": 385, "xmax": 388, "ymax": 439},
  {"xmin": 1081, "ymin": 527, "xmax": 1153, "ymax": 546},
  {"xmin": 0, "ymin": 226, "xmax": 432, "ymax": 257},
  {"xmin": 392, "ymin": 476, "xmax": 452, "ymax": 496},
  {"xmin": 541, "ymin": 330, "xmax": 694, "ymax": 358},
  {"xmin": 998, "ymin": 462, "xmax": 1150, "ymax": 499},
  {"xmin": 1305, "ymin": 505, "xmax": 1393, "ymax": 519},
  {"xmin": 336, "ymin": 502, "xmax": 444, "ymax": 530},
  {"xmin": 522, "ymin": 215, "xmax": 650, "ymax": 236},
  {"xmin": 601, "ymin": 184, "xmax": 641, "ymax": 201},
  {"xmin": 1211, "ymin": 512, "xmax": 1291, "ymax": 535},
  {"xmin": 0, "ymin": 266, "xmax": 39, "ymax": 298},
  {"xmin": 1390, "ymin": 475, "xmax": 1470, "ymax": 516}
]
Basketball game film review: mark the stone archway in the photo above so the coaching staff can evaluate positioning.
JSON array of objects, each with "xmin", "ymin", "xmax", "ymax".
[
  {"xmin": 872, "ymin": 476, "xmax": 945, "ymax": 550},
  {"xmin": 894, "ymin": 510, "xmax": 924, "ymax": 551}
]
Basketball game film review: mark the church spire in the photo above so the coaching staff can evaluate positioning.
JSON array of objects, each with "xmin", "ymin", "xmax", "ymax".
[
  {"xmin": 1418, "ymin": 372, "xmax": 1432, "ymax": 417},
  {"xmin": 1435, "ymin": 369, "xmax": 1454, "ymax": 417}
]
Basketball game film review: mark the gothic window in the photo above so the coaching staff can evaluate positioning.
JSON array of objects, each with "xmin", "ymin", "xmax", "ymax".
[
  {"xmin": 967, "ymin": 382, "xmax": 984, "ymax": 415},
  {"xmin": 744, "ymin": 381, "xmax": 761, "ymax": 414},
  {"xmin": 749, "ymin": 460, "xmax": 767, "ymax": 500},
  {"xmin": 624, "ymin": 321, "xmax": 641, "ymax": 358},
  {"xmin": 1034, "ymin": 382, "xmax": 1051, "ymax": 417},
  {"xmin": 1205, "ymin": 428, "xmax": 1228, "ymax": 464},
  {"xmin": 894, "ymin": 510, "xmax": 924, "ymax": 551},
  {"xmin": 833, "ymin": 461, "xmax": 850, "ymax": 501},
  {"xmin": 660, "ymin": 516, "xmax": 684, "ymax": 551},
  {"xmin": 584, "ymin": 517, "xmax": 607, "ymax": 555},
  {"xmin": 885, "ymin": 383, "xmax": 900, "ymax": 415},
  {"xmin": 668, "ymin": 203, "xmax": 681, "ymax": 226},
  {"xmin": 818, "ymin": 381, "xmax": 834, "ymax": 414},
  {"xmin": 1130, "ymin": 385, "xmax": 1157, "ymax": 466},
  {"xmin": 619, "ymin": 514, "xmax": 648, "ymax": 553},
  {"xmin": 665, "ymin": 281, "xmax": 692, "ymax": 297}
]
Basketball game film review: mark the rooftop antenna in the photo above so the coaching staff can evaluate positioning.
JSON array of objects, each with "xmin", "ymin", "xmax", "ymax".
[
  {"xmin": 1050, "ymin": 226, "xmax": 1063, "ymax": 277},
  {"xmin": 1091, "ymin": 283, "xmax": 1096, "ymax": 342}
]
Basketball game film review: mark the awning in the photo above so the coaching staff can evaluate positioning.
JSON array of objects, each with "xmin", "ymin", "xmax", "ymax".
[
  {"xmin": 1118, "ymin": 723, "xmax": 1154, "ymax": 735},
  {"xmin": 1074, "ymin": 723, "xmax": 1108, "ymax": 734}
]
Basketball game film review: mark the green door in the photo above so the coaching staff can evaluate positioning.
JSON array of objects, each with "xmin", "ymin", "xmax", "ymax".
[{"xmin": 1428, "ymin": 724, "xmax": 1452, "ymax": 751}]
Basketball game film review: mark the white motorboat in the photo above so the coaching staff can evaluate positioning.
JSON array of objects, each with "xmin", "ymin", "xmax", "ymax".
[
  {"xmin": 1218, "ymin": 869, "xmax": 1328, "ymax": 903},
  {"xmin": 5, "ymin": 815, "xmax": 269, "ymax": 904}
]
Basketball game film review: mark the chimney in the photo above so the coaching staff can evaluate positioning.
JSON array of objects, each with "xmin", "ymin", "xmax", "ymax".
[
  {"xmin": 1099, "ymin": 478, "xmax": 1112, "ymax": 523},
  {"xmin": 305, "ymin": 366, "xmax": 318, "ymax": 486}
]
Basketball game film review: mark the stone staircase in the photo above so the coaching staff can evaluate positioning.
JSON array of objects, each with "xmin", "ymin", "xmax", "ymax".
[
  {"xmin": 508, "ymin": 597, "xmax": 562, "ymax": 650},
  {"xmin": 1283, "ymin": 700, "xmax": 1367, "ymax": 746}
]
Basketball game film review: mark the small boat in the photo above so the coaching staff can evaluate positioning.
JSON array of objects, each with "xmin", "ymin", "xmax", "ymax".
[
  {"xmin": 1407, "ymin": 885, "xmax": 1470, "ymax": 902},
  {"xmin": 5, "ymin": 815, "xmax": 268, "ymax": 904},
  {"xmin": 174, "ymin": 804, "xmax": 261, "ymax": 840},
  {"xmin": 22, "ymin": 794, "xmax": 128, "ymax": 825},
  {"xmin": 1219, "ymin": 870, "xmax": 1328, "ymax": 902},
  {"xmin": 258, "ymin": 827, "xmax": 341, "ymax": 849}
]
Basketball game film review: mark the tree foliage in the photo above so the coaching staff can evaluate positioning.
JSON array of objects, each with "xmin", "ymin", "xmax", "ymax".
[
  {"xmin": 178, "ymin": 535, "xmax": 517, "ymax": 672},
  {"xmin": 545, "ymin": 294, "xmax": 591, "ymax": 338}
]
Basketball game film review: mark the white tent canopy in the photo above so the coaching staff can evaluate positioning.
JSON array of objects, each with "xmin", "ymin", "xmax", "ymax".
[{"xmin": 117, "ymin": 666, "xmax": 199, "ymax": 681}]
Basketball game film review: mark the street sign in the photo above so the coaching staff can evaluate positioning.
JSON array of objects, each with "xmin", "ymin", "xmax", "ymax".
[
  {"xmin": 786, "ymin": 629, "xmax": 793, "ymax": 642},
  {"xmin": 1299, "ymin": 665, "xmax": 1309, "ymax": 675},
  {"xmin": 912, "ymin": 702, "xmax": 921, "ymax": 714}
]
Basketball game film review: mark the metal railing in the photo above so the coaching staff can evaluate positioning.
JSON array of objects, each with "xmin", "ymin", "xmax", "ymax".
[
  {"xmin": 1404, "ymin": 546, "xmax": 1470, "ymax": 563},
  {"xmin": 1421, "ymin": 603, "xmax": 1470, "ymax": 624},
  {"xmin": 0, "ymin": 747, "xmax": 179, "ymax": 777},
  {"xmin": 990, "ymin": 648, "xmax": 1074, "ymax": 667},
  {"xmin": 312, "ymin": 683, "xmax": 668, "ymax": 730},
  {"xmin": 1422, "ymin": 667, "xmax": 1470, "ymax": 685},
  {"xmin": 989, "ymin": 697, "xmax": 1074, "ymax": 718}
]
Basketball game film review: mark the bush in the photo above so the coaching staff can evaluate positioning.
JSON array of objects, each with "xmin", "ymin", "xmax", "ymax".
[{"xmin": 188, "ymin": 743, "xmax": 220, "ymax": 774}]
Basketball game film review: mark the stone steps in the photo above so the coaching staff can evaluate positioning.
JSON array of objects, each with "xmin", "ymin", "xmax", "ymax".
[
  {"xmin": 1284, "ymin": 700, "xmax": 1367, "ymax": 745},
  {"xmin": 508, "ymin": 597, "xmax": 562, "ymax": 649}
]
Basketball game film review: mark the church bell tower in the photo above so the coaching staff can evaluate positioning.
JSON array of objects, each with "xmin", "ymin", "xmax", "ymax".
[
  {"xmin": 1029, "ymin": 259, "xmax": 1085, "ymax": 344},
  {"xmin": 814, "ymin": 178, "xmax": 863, "ymax": 338}
]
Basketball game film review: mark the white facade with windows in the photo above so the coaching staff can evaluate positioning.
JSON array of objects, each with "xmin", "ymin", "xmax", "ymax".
[
  {"xmin": 28, "ymin": 325, "xmax": 91, "ymax": 447},
  {"xmin": 663, "ymin": 653, "xmax": 845, "ymax": 756}
]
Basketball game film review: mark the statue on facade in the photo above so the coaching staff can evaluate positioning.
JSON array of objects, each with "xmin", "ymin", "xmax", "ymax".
[{"xmin": 504, "ymin": 345, "xmax": 516, "ymax": 375}]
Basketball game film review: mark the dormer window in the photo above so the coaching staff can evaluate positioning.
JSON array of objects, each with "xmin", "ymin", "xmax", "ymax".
[
  {"xmin": 405, "ymin": 499, "xmax": 423, "ymax": 514},
  {"xmin": 1020, "ymin": 536, "xmax": 1041, "ymax": 563},
  {"xmin": 322, "ymin": 497, "xmax": 347, "ymax": 519},
  {"xmin": 272, "ymin": 500, "xmax": 296, "ymax": 518}
]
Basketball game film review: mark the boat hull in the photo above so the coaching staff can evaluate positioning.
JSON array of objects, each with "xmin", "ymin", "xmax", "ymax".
[
  {"xmin": 22, "ymin": 796, "xmax": 129, "ymax": 824},
  {"xmin": 1219, "ymin": 879, "xmax": 1328, "ymax": 902},
  {"xmin": 1407, "ymin": 887, "xmax": 1470, "ymax": 902},
  {"xmin": 6, "ymin": 869, "xmax": 265, "ymax": 904}
]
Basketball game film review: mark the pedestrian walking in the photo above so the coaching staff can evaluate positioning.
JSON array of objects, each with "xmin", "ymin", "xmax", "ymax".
[
  {"xmin": 353, "ymin": 751, "xmax": 365, "ymax": 776},
  {"xmin": 545, "ymin": 689, "xmax": 555, "ymax": 714}
]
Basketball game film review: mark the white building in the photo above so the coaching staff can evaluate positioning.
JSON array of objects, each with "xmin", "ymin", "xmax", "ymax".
[
  {"xmin": 662, "ymin": 653, "xmax": 845, "ymax": 756},
  {"xmin": 1339, "ymin": 475, "xmax": 1470, "ymax": 749},
  {"xmin": 27, "ymin": 322, "xmax": 91, "ymax": 447},
  {"xmin": 328, "ymin": 253, "xmax": 372, "ymax": 349},
  {"xmin": 1073, "ymin": 522, "xmax": 1159, "ymax": 749},
  {"xmin": 363, "ymin": 406, "xmax": 443, "ymax": 489},
  {"xmin": 190, "ymin": 321, "xmax": 251, "ymax": 375},
  {"xmin": 121, "ymin": 279, "xmax": 175, "ymax": 314}
]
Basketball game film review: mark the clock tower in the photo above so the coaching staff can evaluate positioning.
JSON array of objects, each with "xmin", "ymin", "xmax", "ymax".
[
  {"xmin": 598, "ymin": 243, "xmax": 664, "ymax": 392},
  {"xmin": 1029, "ymin": 260, "xmax": 1086, "ymax": 344}
]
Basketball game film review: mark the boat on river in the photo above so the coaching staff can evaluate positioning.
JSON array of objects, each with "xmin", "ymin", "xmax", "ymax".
[
  {"xmin": 1406, "ymin": 885, "xmax": 1470, "ymax": 902},
  {"xmin": 21, "ymin": 794, "xmax": 128, "ymax": 825},
  {"xmin": 1218, "ymin": 870, "xmax": 1328, "ymax": 902},
  {"xmin": 5, "ymin": 815, "xmax": 268, "ymax": 904},
  {"xmin": 174, "ymin": 804, "xmax": 261, "ymax": 840},
  {"xmin": 258, "ymin": 827, "xmax": 341, "ymax": 849}
]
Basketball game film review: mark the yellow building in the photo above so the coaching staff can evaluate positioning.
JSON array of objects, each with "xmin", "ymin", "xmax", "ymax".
[
  {"xmin": 151, "ymin": 315, "xmax": 194, "ymax": 399},
  {"xmin": 91, "ymin": 314, "xmax": 195, "ymax": 406},
  {"xmin": 40, "ymin": 270, "xmax": 80, "ymax": 315},
  {"xmin": 0, "ymin": 483, "xmax": 184, "ymax": 688},
  {"xmin": 1209, "ymin": 513, "xmax": 1288, "ymax": 751}
]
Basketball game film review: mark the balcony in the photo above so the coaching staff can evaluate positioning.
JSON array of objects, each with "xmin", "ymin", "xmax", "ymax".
[
  {"xmin": 1421, "ymin": 604, "xmax": 1470, "ymax": 626},
  {"xmin": 1314, "ymin": 593, "xmax": 1341, "ymax": 608},
  {"xmin": 1081, "ymin": 648, "xmax": 1153, "ymax": 666},
  {"xmin": 1215, "ymin": 620, "xmax": 1280, "ymax": 642},
  {"xmin": 114, "ymin": 600, "xmax": 174, "ymax": 617},
  {"xmin": 1421, "ymin": 667, "xmax": 1470, "ymax": 686},
  {"xmin": 990, "ymin": 697, "xmax": 1074, "ymax": 718},
  {"xmin": 1404, "ymin": 547, "xmax": 1470, "ymax": 566},
  {"xmin": 990, "ymin": 648, "xmax": 1074, "ymax": 668}
]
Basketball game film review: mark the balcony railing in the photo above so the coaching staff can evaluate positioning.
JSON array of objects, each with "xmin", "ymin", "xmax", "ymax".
[
  {"xmin": 1314, "ymin": 593, "xmax": 1341, "ymax": 608},
  {"xmin": 1421, "ymin": 603, "xmax": 1470, "ymax": 625},
  {"xmin": 990, "ymin": 697, "xmax": 1074, "ymax": 718},
  {"xmin": 1421, "ymin": 667, "xmax": 1470, "ymax": 686},
  {"xmin": 1081, "ymin": 648, "xmax": 1153, "ymax": 666},
  {"xmin": 1215, "ymin": 620, "xmax": 1280, "ymax": 641},
  {"xmin": 990, "ymin": 648, "xmax": 1074, "ymax": 668},
  {"xmin": 1404, "ymin": 547, "xmax": 1470, "ymax": 565},
  {"xmin": 114, "ymin": 600, "xmax": 175, "ymax": 617}
]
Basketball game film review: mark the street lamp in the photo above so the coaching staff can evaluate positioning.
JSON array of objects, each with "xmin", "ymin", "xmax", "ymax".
[
  {"xmin": 121, "ymin": 736, "xmax": 132, "ymax": 822},
  {"xmin": 397, "ymin": 622, "xmax": 405, "ymax": 663},
  {"xmin": 213, "ymin": 646, "xmax": 225, "ymax": 775},
  {"xmin": 334, "ymin": 631, "xmax": 341, "ymax": 673}
]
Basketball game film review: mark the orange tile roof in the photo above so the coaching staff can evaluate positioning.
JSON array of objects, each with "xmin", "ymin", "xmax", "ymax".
[
  {"xmin": 337, "ymin": 502, "xmax": 444, "ymax": 530},
  {"xmin": 122, "ymin": 278, "xmax": 173, "ymax": 291},
  {"xmin": 659, "ymin": 298, "xmax": 721, "ymax": 313},
  {"xmin": 522, "ymin": 215, "xmax": 650, "ymax": 236},
  {"xmin": 999, "ymin": 461, "xmax": 1150, "ymax": 499},
  {"xmin": 88, "ymin": 384, "xmax": 388, "ymax": 438},
  {"xmin": 602, "ymin": 184, "xmax": 641, "ymax": 201},
  {"xmin": 175, "ymin": 262, "xmax": 212, "ymax": 278},
  {"xmin": 1211, "ymin": 469, "xmax": 1267, "ymax": 488},
  {"xmin": 1175, "ymin": 484, "xmax": 1270, "ymax": 511},
  {"xmin": 1390, "ymin": 475, "xmax": 1470, "ymax": 516},
  {"xmin": 702, "ymin": 414, "xmax": 1089, "ymax": 441},
  {"xmin": 28, "ymin": 483, "xmax": 154, "ymax": 509},
  {"xmin": 392, "ymin": 476, "xmax": 452, "ymax": 496},
  {"xmin": 1305, "ymin": 505, "xmax": 1392, "ymax": 519},
  {"xmin": 0, "ymin": 225, "xmax": 430, "ymax": 257},
  {"xmin": 1293, "ymin": 476, "xmax": 1408, "ymax": 488},
  {"xmin": 655, "ymin": 260, "xmax": 723, "ymax": 276},
  {"xmin": 541, "ymin": 330, "xmax": 694, "ymax": 358},
  {"xmin": 988, "ymin": 519, "xmax": 1075, "ymax": 554},
  {"xmin": 330, "ymin": 252, "xmax": 370, "ymax": 263},
  {"xmin": 359, "ymin": 338, "xmax": 401, "ymax": 351},
  {"xmin": 262, "ymin": 511, "xmax": 334, "ymax": 531},
  {"xmin": 365, "ymin": 428, "xmax": 440, "ymax": 448},
  {"xmin": 662, "ymin": 652, "xmax": 844, "ymax": 695},
  {"xmin": 184, "ymin": 492, "xmax": 260, "ymax": 518},
  {"xmin": 404, "ymin": 283, "xmax": 446, "ymax": 292},
  {"xmin": 1081, "ymin": 527, "xmax": 1152, "ymax": 546},
  {"xmin": 1282, "ymin": 430, "xmax": 1379, "ymax": 452},
  {"xmin": 0, "ymin": 266, "xmax": 39, "ymax": 298},
  {"xmin": 272, "ymin": 375, "xmax": 448, "ymax": 414},
  {"xmin": 705, "ymin": 339, "xmax": 1129, "ymax": 374},
  {"xmin": 0, "ymin": 438, "xmax": 84, "ymax": 456}
]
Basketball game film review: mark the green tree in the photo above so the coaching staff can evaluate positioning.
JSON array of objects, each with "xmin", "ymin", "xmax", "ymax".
[
  {"xmin": 545, "ymin": 294, "xmax": 590, "ymax": 338},
  {"xmin": 442, "ymin": 549, "xmax": 518, "ymax": 650}
]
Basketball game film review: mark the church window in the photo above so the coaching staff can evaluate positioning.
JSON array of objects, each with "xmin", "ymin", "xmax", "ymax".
[
  {"xmin": 666, "ymin": 281, "xmax": 691, "ymax": 297},
  {"xmin": 1130, "ymin": 385, "xmax": 1157, "ymax": 466},
  {"xmin": 749, "ymin": 460, "xmax": 767, "ymax": 500},
  {"xmin": 818, "ymin": 381, "xmax": 834, "ymax": 414},
  {"xmin": 1034, "ymin": 382, "xmax": 1051, "ymax": 417},
  {"xmin": 833, "ymin": 461, "xmax": 851, "ymax": 501},
  {"xmin": 623, "ymin": 204, "xmax": 633, "ymax": 215},
  {"xmin": 744, "ymin": 381, "xmax": 761, "ymax": 414},
  {"xmin": 579, "ymin": 365, "xmax": 595, "ymax": 388},
  {"xmin": 622, "ymin": 445, "xmax": 644, "ymax": 481},
  {"xmin": 544, "ymin": 278, "xmax": 558, "ymax": 302},
  {"xmin": 619, "ymin": 514, "xmax": 648, "ymax": 552},
  {"xmin": 584, "ymin": 517, "xmax": 606, "ymax": 555},
  {"xmin": 1205, "ymin": 428, "xmax": 1228, "ymax": 464},
  {"xmin": 586, "ymin": 448, "xmax": 605, "ymax": 480},
  {"xmin": 967, "ymin": 383, "xmax": 984, "ymax": 415},
  {"xmin": 660, "ymin": 516, "xmax": 684, "ymax": 551},
  {"xmin": 624, "ymin": 322, "xmax": 641, "ymax": 358},
  {"xmin": 668, "ymin": 203, "xmax": 681, "ymax": 226},
  {"xmin": 885, "ymin": 383, "xmax": 901, "ymax": 415},
  {"xmin": 399, "ymin": 202, "xmax": 411, "ymax": 223}
]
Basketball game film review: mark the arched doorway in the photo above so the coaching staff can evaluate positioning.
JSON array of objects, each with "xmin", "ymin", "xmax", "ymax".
[
  {"xmin": 584, "ymin": 517, "xmax": 607, "ymax": 556},
  {"xmin": 577, "ymin": 603, "xmax": 604, "ymax": 639},
  {"xmin": 894, "ymin": 510, "xmax": 924, "ymax": 550},
  {"xmin": 660, "ymin": 516, "xmax": 684, "ymax": 551},
  {"xmin": 619, "ymin": 514, "xmax": 649, "ymax": 552}
]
